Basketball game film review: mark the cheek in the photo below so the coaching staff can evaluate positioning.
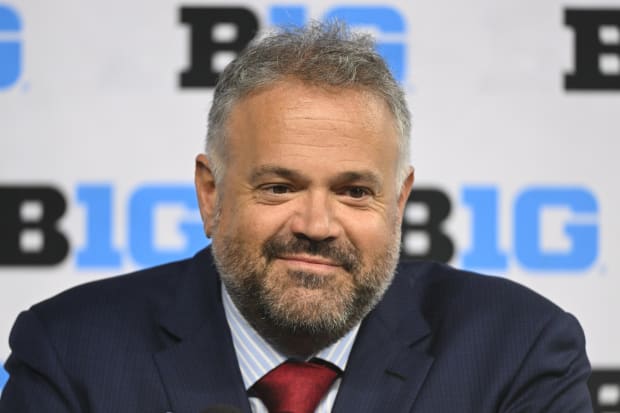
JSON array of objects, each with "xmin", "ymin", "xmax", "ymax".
[
  {"xmin": 343, "ymin": 212, "xmax": 396, "ymax": 250},
  {"xmin": 219, "ymin": 202, "xmax": 291, "ymax": 242}
]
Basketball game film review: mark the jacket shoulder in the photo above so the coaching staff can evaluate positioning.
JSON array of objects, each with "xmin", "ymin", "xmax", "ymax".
[
  {"xmin": 396, "ymin": 260, "xmax": 567, "ymax": 329},
  {"xmin": 32, "ymin": 258, "xmax": 192, "ymax": 320}
]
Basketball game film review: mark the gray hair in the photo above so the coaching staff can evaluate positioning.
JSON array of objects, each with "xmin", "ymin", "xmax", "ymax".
[{"xmin": 206, "ymin": 20, "xmax": 411, "ymax": 186}]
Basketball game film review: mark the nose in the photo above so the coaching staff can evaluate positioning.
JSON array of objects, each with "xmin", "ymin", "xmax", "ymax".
[{"xmin": 289, "ymin": 191, "xmax": 341, "ymax": 241}]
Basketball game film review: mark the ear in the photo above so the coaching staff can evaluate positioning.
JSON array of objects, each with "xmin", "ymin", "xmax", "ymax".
[
  {"xmin": 397, "ymin": 166, "xmax": 415, "ymax": 219},
  {"xmin": 195, "ymin": 154, "xmax": 219, "ymax": 238}
]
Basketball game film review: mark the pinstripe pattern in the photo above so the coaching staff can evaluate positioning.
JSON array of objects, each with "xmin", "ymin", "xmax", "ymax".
[{"xmin": 222, "ymin": 287, "xmax": 360, "ymax": 413}]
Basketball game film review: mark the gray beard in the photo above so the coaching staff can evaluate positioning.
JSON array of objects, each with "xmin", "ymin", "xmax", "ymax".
[{"xmin": 211, "ymin": 228, "xmax": 401, "ymax": 355}]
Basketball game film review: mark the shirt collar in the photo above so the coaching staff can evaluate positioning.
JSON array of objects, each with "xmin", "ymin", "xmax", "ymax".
[{"xmin": 221, "ymin": 284, "xmax": 361, "ymax": 390}]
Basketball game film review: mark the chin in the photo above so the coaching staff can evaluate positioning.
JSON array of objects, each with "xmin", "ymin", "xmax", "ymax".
[{"xmin": 261, "ymin": 283, "xmax": 357, "ymax": 334}]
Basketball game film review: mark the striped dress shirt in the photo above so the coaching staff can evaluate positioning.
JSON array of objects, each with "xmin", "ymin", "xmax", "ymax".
[{"xmin": 221, "ymin": 286, "xmax": 360, "ymax": 413}]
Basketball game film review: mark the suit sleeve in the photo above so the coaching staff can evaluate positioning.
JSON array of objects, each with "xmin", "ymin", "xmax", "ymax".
[
  {"xmin": 0, "ymin": 310, "xmax": 82, "ymax": 413},
  {"xmin": 500, "ymin": 311, "xmax": 592, "ymax": 413}
]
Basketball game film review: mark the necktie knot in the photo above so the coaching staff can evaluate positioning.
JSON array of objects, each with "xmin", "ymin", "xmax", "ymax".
[{"xmin": 250, "ymin": 359, "xmax": 341, "ymax": 413}]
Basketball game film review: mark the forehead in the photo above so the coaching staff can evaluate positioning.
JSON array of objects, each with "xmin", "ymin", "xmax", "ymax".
[{"xmin": 224, "ymin": 79, "xmax": 400, "ymax": 179}]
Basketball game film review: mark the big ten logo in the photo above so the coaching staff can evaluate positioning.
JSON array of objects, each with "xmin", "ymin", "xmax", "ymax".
[
  {"xmin": 0, "ymin": 184, "xmax": 205, "ymax": 268},
  {"xmin": 0, "ymin": 184, "xmax": 600, "ymax": 273},
  {"xmin": 0, "ymin": 4, "xmax": 22, "ymax": 90},
  {"xmin": 565, "ymin": 8, "xmax": 620, "ymax": 90},
  {"xmin": 589, "ymin": 369, "xmax": 620, "ymax": 413},
  {"xmin": 179, "ymin": 5, "xmax": 406, "ymax": 88},
  {"xmin": 402, "ymin": 186, "xmax": 599, "ymax": 272}
]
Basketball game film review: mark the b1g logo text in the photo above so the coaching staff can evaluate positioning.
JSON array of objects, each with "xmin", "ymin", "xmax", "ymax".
[
  {"xmin": 0, "ymin": 184, "xmax": 599, "ymax": 273},
  {"xmin": 404, "ymin": 187, "xmax": 598, "ymax": 272},
  {"xmin": 180, "ymin": 5, "xmax": 407, "ymax": 88}
]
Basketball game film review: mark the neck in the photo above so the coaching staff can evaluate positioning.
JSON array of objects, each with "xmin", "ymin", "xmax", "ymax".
[{"xmin": 248, "ymin": 318, "xmax": 339, "ymax": 359}]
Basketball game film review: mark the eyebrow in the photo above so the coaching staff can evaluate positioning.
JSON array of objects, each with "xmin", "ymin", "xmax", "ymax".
[
  {"xmin": 249, "ymin": 165, "xmax": 307, "ymax": 184},
  {"xmin": 249, "ymin": 164, "xmax": 382, "ymax": 188},
  {"xmin": 334, "ymin": 171, "xmax": 383, "ymax": 188}
]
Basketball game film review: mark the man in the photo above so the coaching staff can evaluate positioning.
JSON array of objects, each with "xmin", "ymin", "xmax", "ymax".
[{"xmin": 0, "ymin": 22, "xmax": 591, "ymax": 413}]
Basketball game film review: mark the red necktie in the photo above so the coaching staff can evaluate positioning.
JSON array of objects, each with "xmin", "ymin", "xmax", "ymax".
[{"xmin": 249, "ymin": 359, "xmax": 340, "ymax": 413}]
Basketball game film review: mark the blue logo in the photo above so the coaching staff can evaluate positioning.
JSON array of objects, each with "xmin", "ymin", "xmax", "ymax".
[
  {"xmin": 0, "ymin": 362, "xmax": 8, "ymax": 392},
  {"xmin": 0, "ymin": 4, "xmax": 22, "ymax": 90},
  {"xmin": 461, "ymin": 186, "xmax": 598, "ymax": 272},
  {"xmin": 269, "ymin": 5, "xmax": 406, "ymax": 82},
  {"xmin": 76, "ymin": 183, "xmax": 206, "ymax": 268}
]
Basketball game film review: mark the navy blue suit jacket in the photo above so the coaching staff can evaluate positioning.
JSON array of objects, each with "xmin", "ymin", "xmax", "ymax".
[{"xmin": 0, "ymin": 248, "xmax": 592, "ymax": 412}]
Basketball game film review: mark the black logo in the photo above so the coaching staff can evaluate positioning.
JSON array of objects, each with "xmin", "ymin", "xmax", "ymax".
[
  {"xmin": 590, "ymin": 369, "xmax": 620, "ymax": 412},
  {"xmin": 401, "ymin": 189, "xmax": 454, "ymax": 262},
  {"xmin": 180, "ymin": 7, "xmax": 258, "ymax": 88},
  {"xmin": 0, "ymin": 186, "xmax": 69, "ymax": 265},
  {"xmin": 565, "ymin": 9, "xmax": 620, "ymax": 90}
]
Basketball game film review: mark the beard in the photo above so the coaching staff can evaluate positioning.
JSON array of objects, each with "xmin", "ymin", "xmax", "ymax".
[{"xmin": 211, "ymin": 220, "xmax": 401, "ymax": 351}]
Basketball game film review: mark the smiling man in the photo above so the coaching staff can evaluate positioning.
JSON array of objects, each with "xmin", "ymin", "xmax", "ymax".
[
  {"xmin": 0, "ymin": 22, "xmax": 592, "ymax": 413},
  {"xmin": 197, "ymin": 79, "xmax": 410, "ymax": 361}
]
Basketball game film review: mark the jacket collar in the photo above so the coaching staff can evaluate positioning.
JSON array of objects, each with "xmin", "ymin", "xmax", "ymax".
[
  {"xmin": 333, "ymin": 261, "xmax": 434, "ymax": 413},
  {"xmin": 153, "ymin": 248, "xmax": 252, "ymax": 413}
]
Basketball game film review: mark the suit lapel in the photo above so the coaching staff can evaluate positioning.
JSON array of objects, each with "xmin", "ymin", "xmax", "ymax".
[
  {"xmin": 333, "ymin": 263, "xmax": 434, "ymax": 413},
  {"xmin": 152, "ymin": 249, "xmax": 251, "ymax": 413},
  {"xmin": 150, "ymin": 251, "xmax": 434, "ymax": 413}
]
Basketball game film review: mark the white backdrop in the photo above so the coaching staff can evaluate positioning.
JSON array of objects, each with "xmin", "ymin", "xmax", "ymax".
[{"xmin": 1, "ymin": 0, "xmax": 619, "ymax": 397}]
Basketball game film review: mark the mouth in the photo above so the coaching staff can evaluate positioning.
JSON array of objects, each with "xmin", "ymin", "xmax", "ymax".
[{"xmin": 276, "ymin": 254, "xmax": 342, "ymax": 272}]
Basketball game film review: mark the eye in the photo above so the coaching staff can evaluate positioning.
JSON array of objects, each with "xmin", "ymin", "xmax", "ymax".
[
  {"xmin": 343, "ymin": 186, "xmax": 372, "ymax": 199},
  {"xmin": 263, "ymin": 184, "xmax": 293, "ymax": 194}
]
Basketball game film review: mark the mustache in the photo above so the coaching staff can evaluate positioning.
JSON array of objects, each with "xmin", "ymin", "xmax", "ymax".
[{"xmin": 262, "ymin": 236, "xmax": 360, "ymax": 273}]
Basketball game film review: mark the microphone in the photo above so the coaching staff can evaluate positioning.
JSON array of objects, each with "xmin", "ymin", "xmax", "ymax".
[{"xmin": 201, "ymin": 405, "xmax": 243, "ymax": 413}]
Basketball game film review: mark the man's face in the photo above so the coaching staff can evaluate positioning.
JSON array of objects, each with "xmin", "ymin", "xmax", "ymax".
[{"xmin": 195, "ymin": 79, "xmax": 413, "ymax": 345}]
